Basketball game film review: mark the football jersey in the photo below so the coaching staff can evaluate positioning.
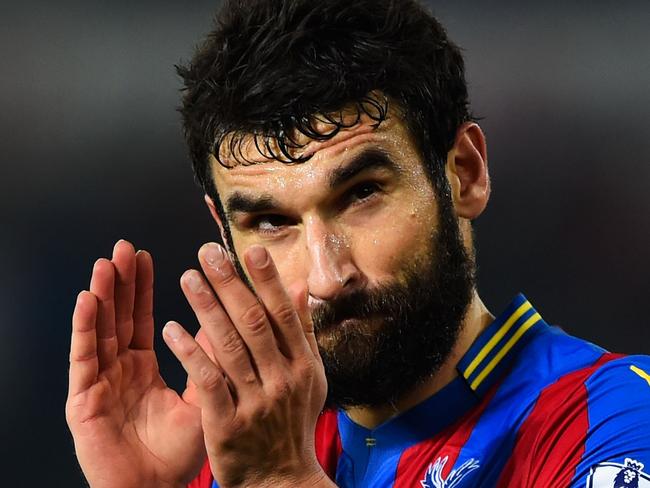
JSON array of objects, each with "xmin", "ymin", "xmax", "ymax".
[{"xmin": 188, "ymin": 294, "xmax": 650, "ymax": 488}]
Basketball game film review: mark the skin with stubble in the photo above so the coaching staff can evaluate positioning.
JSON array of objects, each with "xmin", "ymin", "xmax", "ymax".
[{"xmin": 65, "ymin": 109, "xmax": 493, "ymax": 487}]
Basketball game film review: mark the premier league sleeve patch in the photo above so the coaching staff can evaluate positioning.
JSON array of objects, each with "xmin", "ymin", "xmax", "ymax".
[{"xmin": 586, "ymin": 458, "xmax": 650, "ymax": 488}]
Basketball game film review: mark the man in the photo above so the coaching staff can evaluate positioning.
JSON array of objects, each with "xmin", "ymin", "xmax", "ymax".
[{"xmin": 65, "ymin": 0, "xmax": 650, "ymax": 487}]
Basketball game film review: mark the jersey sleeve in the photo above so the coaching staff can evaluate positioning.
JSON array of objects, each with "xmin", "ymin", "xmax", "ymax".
[
  {"xmin": 567, "ymin": 355, "xmax": 650, "ymax": 487},
  {"xmin": 496, "ymin": 353, "xmax": 650, "ymax": 487}
]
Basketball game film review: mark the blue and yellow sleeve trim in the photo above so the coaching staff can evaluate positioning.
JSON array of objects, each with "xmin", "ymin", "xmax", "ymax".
[{"xmin": 457, "ymin": 294, "xmax": 546, "ymax": 397}]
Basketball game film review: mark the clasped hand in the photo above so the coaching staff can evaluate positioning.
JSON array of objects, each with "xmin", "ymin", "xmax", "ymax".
[{"xmin": 66, "ymin": 240, "xmax": 330, "ymax": 488}]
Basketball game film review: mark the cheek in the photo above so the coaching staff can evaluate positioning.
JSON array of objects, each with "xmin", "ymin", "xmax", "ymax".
[
  {"xmin": 229, "ymin": 227, "xmax": 307, "ymax": 292},
  {"xmin": 350, "ymin": 199, "xmax": 438, "ymax": 281},
  {"xmin": 266, "ymin": 244, "xmax": 306, "ymax": 291}
]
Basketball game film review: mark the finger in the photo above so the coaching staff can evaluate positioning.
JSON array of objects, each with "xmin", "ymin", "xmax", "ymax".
[
  {"xmin": 180, "ymin": 269, "xmax": 261, "ymax": 392},
  {"xmin": 182, "ymin": 330, "xmax": 215, "ymax": 408},
  {"xmin": 244, "ymin": 245, "xmax": 311, "ymax": 360},
  {"xmin": 111, "ymin": 240, "xmax": 136, "ymax": 353},
  {"xmin": 287, "ymin": 280, "xmax": 320, "ymax": 359},
  {"xmin": 131, "ymin": 250, "xmax": 154, "ymax": 350},
  {"xmin": 197, "ymin": 243, "xmax": 282, "ymax": 377},
  {"xmin": 89, "ymin": 258, "xmax": 118, "ymax": 369},
  {"xmin": 195, "ymin": 328, "xmax": 216, "ymax": 361},
  {"xmin": 163, "ymin": 321, "xmax": 235, "ymax": 418},
  {"xmin": 68, "ymin": 291, "xmax": 99, "ymax": 397}
]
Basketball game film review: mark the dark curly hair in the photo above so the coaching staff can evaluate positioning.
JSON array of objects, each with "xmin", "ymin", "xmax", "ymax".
[{"xmin": 177, "ymin": 0, "xmax": 473, "ymax": 250}]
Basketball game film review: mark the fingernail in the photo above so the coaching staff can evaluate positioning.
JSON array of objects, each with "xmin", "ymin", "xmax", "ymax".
[
  {"xmin": 183, "ymin": 271, "xmax": 203, "ymax": 293},
  {"xmin": 113, "ymin": 239, "xmax": 130, "ymax": 258},
  {"xmin": 203, "ymin": 243, "xmax": 226, "ymax": 268},
  {"xmin": 248, "ymin": 245, "xmax": 268, "ymax": 268},
  {"xmin": 164, "ymin": 321, "xmax": 182, "ymax": 341}
]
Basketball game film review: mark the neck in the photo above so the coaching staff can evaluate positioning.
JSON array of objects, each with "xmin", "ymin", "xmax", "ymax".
[{"xmin": 343, "ymin": 290, "xmax": 493, "ymax": 429}]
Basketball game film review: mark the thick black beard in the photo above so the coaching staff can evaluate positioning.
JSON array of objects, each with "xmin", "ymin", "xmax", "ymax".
[{"xmin": 312, "ymin": 197, "xmax": 475, "ymax": 409}]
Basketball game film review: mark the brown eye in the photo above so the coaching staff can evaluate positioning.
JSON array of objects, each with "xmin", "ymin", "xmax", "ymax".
[{"xmin": 349, "ymin": 182, "xmax": 381, "ymax": 203}]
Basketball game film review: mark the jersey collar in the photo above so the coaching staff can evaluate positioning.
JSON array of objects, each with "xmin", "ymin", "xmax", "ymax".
[{"xmin": 457, "ymin": 293, "xmax": 547, "ymax": 397}]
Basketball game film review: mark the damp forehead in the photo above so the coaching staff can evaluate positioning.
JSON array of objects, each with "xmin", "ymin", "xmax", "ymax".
[{"xmin": 210, "ymin": 111, "xmax": 432, "ymax": 202}]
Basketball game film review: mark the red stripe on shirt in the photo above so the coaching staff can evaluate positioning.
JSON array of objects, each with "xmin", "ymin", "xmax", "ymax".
[
  {"xmin": 392, "ymin": 387, "xmax": 498, "ymax": 487},
  {"xmin": 187, "ymin": 457, "xmax": 213, "ymax": 488},
  {"xmin": 315, "ymin": 409, "xmax": 343, "ymax": 481},
  {"xmin": 495, "ymin": 352, "xmax": 624, "ymax": 488}
]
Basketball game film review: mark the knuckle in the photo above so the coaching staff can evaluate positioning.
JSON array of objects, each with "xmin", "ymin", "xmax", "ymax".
[
  {"xmin": 71, "ymin": 349, "xmax": 98, "ymax": 363},
  {"xmin": 240, "ymin": 303, "xmax": 268, "ymax": 335},
  {"xmin": 199, "ymin": 365, "xmax": 223, "ymax": 392},
  {"xmin": 183, "ymin": 340, "xmax": 203, "ymax": 359},
  {"xmin": 215, "ymin": 266, "xmax": 238, "ymax": 287},
  {"xmin": 254, "ymin": 263, "xmax": 276, "ymax": 283},
  {"xmin": 270, "ymin": 302, "xmax": 298, "ymax": 325},
  {"xmin": 268, "ymin": 378, "xmax": 293, "ymax": 402},
  {"xmin": 221, "ymin": 330, "xmax": 246, "ymax": 355},
  {"xmin": 245, "ymin": 401, "xmax": 271, "ymax": 423},
  {"xmin": 241, "ymin": 371, "xmax": 258, "ymax": 386},
  {"xmin": 295, "ymin": 357, "xmax": 317, "ymax": 381},
  {"xmin": 199, "ymin": 296, "xmax": 222, "ymax": 315}
]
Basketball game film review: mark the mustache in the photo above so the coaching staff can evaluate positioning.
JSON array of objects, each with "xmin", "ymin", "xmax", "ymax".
[{"xmin": 311, "ymin": 282, "xmax": 410, "ymax": 331}]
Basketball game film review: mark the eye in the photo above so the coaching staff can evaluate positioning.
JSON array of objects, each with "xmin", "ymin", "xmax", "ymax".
[
  {"xmin": 249, "ymin": 214, "xmax": 291, "ymax": 235},
  {"xmin": 348, "ymin": 181, "xmax": 381, "ymax": 204}
]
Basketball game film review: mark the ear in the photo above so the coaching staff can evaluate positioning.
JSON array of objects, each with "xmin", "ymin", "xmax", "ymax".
[
  {"xmin": 445, "ymin": 122, "xmax": 490, "ymax": 220},
  {"xmin": 204, "ymin": 194, "xmax": 231, "ymax": 251}
]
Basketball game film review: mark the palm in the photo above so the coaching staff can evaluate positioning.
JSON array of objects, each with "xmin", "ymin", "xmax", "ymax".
[{"xmin": 66, "ymin": 242, "xmax": 204, "ymax": 488}]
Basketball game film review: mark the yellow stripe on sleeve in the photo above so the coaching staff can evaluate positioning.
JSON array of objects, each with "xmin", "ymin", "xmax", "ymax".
[{"xmin": 631, "ymin": 365, "xmax": 650, "ymax": 387}]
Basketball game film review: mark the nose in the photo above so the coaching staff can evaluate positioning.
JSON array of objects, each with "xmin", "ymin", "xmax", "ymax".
[{"xmin": 304, "ymin": 217, "xmax": 364, "ymax": 301}]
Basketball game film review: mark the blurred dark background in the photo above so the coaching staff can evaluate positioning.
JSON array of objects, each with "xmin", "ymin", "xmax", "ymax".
[{"xmin": 1, "ymin": 1, "xmax": 648, "ymax": 485}]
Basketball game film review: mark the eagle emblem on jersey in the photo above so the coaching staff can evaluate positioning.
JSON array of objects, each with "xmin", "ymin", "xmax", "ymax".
[
  {"xmin": 586, "ymin": 458, "xmax": 650, "ymax": 488},
  {"xmin": 420, "ymin": 455, "xmax": 480, "ymax": 488}
]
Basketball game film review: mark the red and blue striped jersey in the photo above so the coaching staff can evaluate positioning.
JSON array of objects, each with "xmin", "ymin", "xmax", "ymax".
[{"xmin": 189, "ymin": 294, "xmax": 650, "ymax": 488}]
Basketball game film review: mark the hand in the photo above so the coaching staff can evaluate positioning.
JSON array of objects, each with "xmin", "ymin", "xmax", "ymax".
[
  {"xmin": 163, "ymin": 243, "xmax": 333, "ymax": 488},
  {"xmin": 66, "ymin": 240, "xmax": 206, "ymax": 488}
]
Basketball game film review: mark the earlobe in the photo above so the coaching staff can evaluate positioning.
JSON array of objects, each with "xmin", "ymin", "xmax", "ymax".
[
  {"xmin": 204, "ymin": 194, "xmax": 231, "ymax": 251},
  {"xmin": 446, "ymin": 123, "xmax": 490, "ymax": 220}
]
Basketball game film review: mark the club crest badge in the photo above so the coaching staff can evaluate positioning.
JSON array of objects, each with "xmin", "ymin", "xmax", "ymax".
[
  {"xmin": 587, "ymin": 458, "xmax": 650, "ymax": 488},
  {"xmin": 420, "ymin": 455, "xmax": 480, "ymax": 488}
]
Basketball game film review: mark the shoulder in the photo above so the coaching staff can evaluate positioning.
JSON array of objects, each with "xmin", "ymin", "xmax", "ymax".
[
  {"xmin": 569, "ymin": 354, "xmax": 650, "ymax": 486},
  {"xmin": 495, "ymin": 352, "xmax": 650, "ymax": 487},
  {"xmin": 576, "ymin": 354, "xmax": 650, "ymax": 446},
  {"xmin": 585, "ymin": 353, "xmax": 650, "ymax": 396},
  {"xmin": 577, "ymin": 354, "xmax": 650, "ymax": 445},
  {"xmin": 523, "ymin": 352, "xmax": 650, "ymax": 449}
]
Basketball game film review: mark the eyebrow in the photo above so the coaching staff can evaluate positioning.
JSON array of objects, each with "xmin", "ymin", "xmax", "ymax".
[
  {"xmin": 225, "ymin": 148, "xmax": 400, "ymax": 217},
  {"xmin": 226, "ymin": 193, "xmax": 281, "ymax": 216},
  {"xmin": 328, "ymin": 148, "xmax": 400, "ymax": 189}
]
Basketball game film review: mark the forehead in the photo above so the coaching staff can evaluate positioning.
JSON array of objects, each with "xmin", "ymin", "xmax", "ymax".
[{"xmin": 210, "ymin": 110, "xmax": 422, "ymax": 198}]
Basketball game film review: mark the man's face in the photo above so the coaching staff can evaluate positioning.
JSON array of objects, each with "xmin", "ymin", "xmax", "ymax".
[{"xmin": 210, "ymin": 111, "xmax": 474, "ymax": 407}]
